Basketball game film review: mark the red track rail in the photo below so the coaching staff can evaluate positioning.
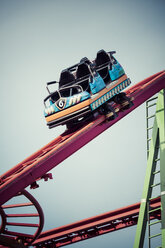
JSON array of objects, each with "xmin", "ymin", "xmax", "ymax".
[
  {"xmin": 0, "ymin": 71, "xmax": 165, "ymax": 206},
  {"xmin": 32, "ymin": 198, "xmax": 161, "ymax": 247}
]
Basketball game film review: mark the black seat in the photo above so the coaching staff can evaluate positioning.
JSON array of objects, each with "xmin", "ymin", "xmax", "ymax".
[
  {"xmin": 76, "ymin": 63, "xmax": 91, "ymax": 92},
  {"xmin": 76, "ymin": 63, "xmax": 91, "ymax": 79},
  {"xmin": 95, "ymin": 50, "xmax": 111, "ymax": 84},
  {"xmin": 95, "ymin": 50, "xmax": 110, "ymax": 66},
  {"xmin": 59, "ymin": 69, "xmax": 75, "ymax": 88}
]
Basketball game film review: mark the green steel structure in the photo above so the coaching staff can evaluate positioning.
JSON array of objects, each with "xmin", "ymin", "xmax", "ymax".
[{"xmin": 134, "ymin": 89, "xmax": 165, "ymax": 248}]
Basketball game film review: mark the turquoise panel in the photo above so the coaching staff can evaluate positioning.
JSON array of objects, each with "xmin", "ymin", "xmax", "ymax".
[{"xmin": 89, "ymin": 73, "xmax": 106, "ymax": 94}]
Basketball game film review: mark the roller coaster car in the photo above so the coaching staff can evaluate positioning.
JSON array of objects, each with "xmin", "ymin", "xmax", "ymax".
[{"xmin": 44, "ymin": 50, "xmax": 132, "ymax": 129}]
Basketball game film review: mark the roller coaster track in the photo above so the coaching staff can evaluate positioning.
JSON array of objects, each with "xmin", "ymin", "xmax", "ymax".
[
  {"xmin": 32, "ymin": 197, "xmax": 161, "ymax": 247},
  {"xmin": 0, "ymin": 70, "xmax": 165, "ymax": 247}
]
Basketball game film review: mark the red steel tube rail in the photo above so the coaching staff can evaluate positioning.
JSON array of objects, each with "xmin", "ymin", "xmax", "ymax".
[
  {"xmin": 32, "ymin": 197, "xmax": 161, "ymax": 247},
  {"xmin": 0, "ymin": 71, "xmax": 165, "ymax": 206}
]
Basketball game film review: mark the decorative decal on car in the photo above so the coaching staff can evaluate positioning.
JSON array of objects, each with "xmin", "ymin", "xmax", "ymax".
[{"xmin": 55, "ymin": 98, "xmax": 66, "ymax": 110}]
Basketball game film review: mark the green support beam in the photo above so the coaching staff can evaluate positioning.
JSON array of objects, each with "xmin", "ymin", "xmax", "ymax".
[
  {"xmin": 134, "ymin": 89, "xmax": 165, "ymax": 248},
  {"xmin": 157, "ymin": 90, "xmax": 165, "ymax": 247}
]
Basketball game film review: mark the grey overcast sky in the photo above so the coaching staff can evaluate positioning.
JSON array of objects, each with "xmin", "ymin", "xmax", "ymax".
[{"xmin": 0, "ymin": 0, "xmax": 165, "ymax": 247}]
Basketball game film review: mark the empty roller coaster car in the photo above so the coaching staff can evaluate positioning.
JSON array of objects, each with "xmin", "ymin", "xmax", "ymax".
[{"xmin": 44, "ymin": 50, "xmax": 132, "ymax": 129}]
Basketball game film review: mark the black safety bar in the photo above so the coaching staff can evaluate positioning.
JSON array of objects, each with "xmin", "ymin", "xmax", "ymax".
[{"xmin": 47, "ymin": 81, "xmax": 58, "ymax": 86}]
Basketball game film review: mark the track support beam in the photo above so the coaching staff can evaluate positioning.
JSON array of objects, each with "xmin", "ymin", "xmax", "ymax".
[{"xmin": 134, "ymin": 89, "xmax": 165, "ymax": 248}]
